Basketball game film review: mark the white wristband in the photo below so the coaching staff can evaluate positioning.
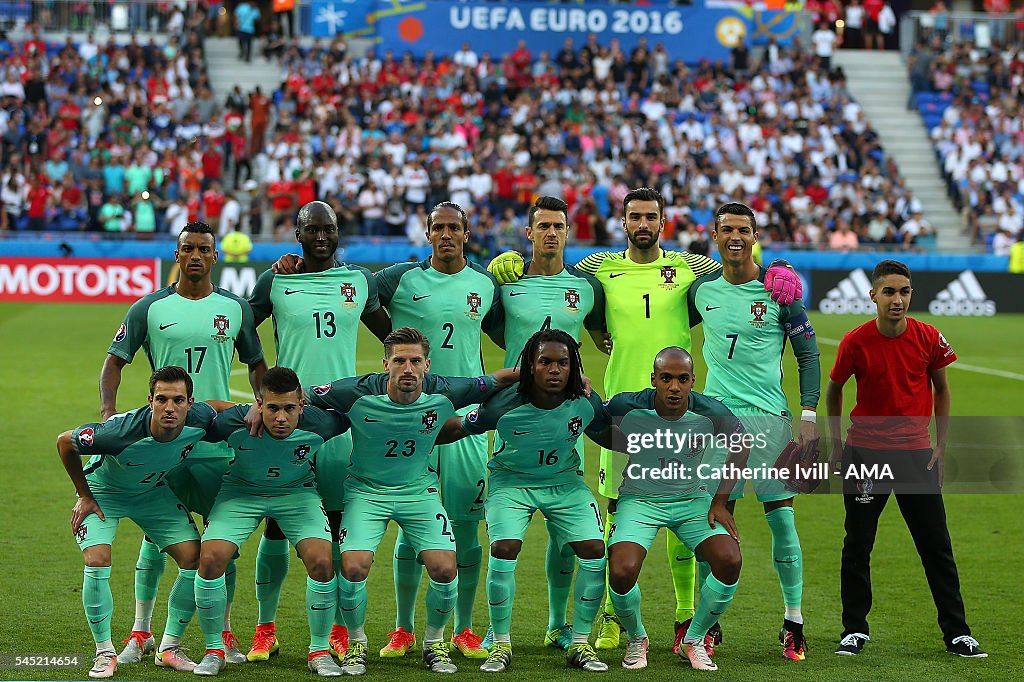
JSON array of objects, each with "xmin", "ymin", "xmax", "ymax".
[{"xmin": 800, "ymin": 410, "xmax": 817, "ymax": 422}]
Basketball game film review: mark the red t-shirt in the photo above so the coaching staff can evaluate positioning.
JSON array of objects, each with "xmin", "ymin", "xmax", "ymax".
[
  {"xmin": 830, "ymin": 317, "xmax": 957, "ymax": 450},
  {"xmin": 27, "ymin": 187, "xmax": 49, "ymax": 218},
  {"xmin": 864, "ymin": 0, "xmax": 883, "ymax": 21},
  {"xmin": 202, "ymin": 190, "xmax": 226, "ymax": 219}
]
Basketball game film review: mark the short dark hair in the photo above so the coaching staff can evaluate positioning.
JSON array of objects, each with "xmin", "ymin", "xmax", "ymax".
[
  {"xmin": 871, "ymin": 259, "xmax": 911, "ymax": 285},
  {"xmin": 622, "ymin": 187, "xmax": 664, "ymax": 218},
  {"xmin": 149, "ymin": 366, "xmax": 193, "ymax": 397},
  {"xmin": 426, "ymin": 201, "xmax": 468, "ymax": 232},
  {"xmin": 517, "ymin": 329, "xmax": 586, "ymax": 401},
  {"xmin": 714, "ymin": 202, "xmax": 757, "ymax": 232},
  {"xmin": 384, "ymin": 327, "xmax": 431, "ymax": 358},
  {"xmin": 260, "ymin": 366, "xmax": 302, "ymax": 397},
  {"xmin": 528, "ymin": 196, "xmax": 568, "ymax": 228},
  {"xmin": 180, "ymin": 221, "xmax": 215, "ymax": 239}
]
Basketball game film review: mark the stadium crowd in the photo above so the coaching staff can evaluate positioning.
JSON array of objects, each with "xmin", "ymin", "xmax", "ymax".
[
  {"xmin": 0, "ymin": 18, "xmax": 942, "ymax": 255},
  {"xmin": 909, "ymin": 34, "xmax": 1024, "ymax": 252}
]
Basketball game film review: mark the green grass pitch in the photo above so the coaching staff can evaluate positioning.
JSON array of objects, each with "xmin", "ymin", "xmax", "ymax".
[{"xmin": 1, "ymin": 302, "xmax": 1020, "ymax": 681}]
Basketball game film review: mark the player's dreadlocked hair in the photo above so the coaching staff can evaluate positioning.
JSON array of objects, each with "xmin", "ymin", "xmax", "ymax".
[
  {"xmin": 516, "ymin": 329, "xmax": 586, "ymax": 401},
  {"xmin": 150, "ymin": 366, "xmax": 193, "ymax": 398},
  {"xmin": 622, "ymin": 187, "xmax": 665, "ymax": 217},
  {"xmin": 427, "ymin": 202, "xmax": 469, "ymax": 232},
  {"xmin": 384, "ymin": 327, "xmax": 431, "ymax": 359},
  {"xmin": 260, "ymin": 366, "xmax": 302, "ymax": 397}
]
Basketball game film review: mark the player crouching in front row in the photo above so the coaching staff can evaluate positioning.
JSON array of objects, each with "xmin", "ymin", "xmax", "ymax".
[
  {"xmin": 192, "ymin": 367, "xmax": 350, "ymax": 677},
  {"xmin": 604, "ymin": 348, "xmax": 746, "ymax": 672},
  {"xmin": 57, "ymin": 367, "xmax": 233, "ymax": 679}
]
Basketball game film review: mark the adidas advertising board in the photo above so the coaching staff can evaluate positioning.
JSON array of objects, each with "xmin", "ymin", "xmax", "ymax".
[{"xmin": 812, "ymin": 270, "xmax": 1023, "ymax": 315}]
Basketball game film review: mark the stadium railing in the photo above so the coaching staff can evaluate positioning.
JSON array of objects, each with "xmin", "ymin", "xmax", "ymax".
[{"xmin": 899, "ymin": 11, "xmax": 1024, "ymax": 55}]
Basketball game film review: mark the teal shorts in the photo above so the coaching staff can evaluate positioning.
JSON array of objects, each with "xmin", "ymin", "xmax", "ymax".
[
  {"xmin": 436, "ymin": 427, "xmax": 488, "ymax": 522},
  {"xmin": 339, "ymin": 489, "xmax": 455, "ymax": 554},
  {"xmin": 165, "ymin": 453, "xmax": 230, "ymax": 520},
  {"xmin": 607, "ymin": 495, "xmax": 728, "ymax": 555},
  {"xmin": 723, "ymin": 403, "xmax": 794, "ymax": 503},
  {"xmin": 75, "ymin": 487, "xmax": 200, "ymax": 552},
  {"xmin": 485, "ymin": 479, "xmax": 604, "ymax": 547},
  {"xmin": 203, "ymin": 487, "xmax": 331, "ymax": 550},
  {"xmin": 315, "ymin": 432, "xmax": 352, "ymax": 512}
]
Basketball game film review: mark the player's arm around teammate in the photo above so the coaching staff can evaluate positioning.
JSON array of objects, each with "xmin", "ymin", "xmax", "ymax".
[
  {"xmin": 192, "ymin": 367, "xmax": 350, "ymax": 676},
  {"xmin": 602, "ymin": 348, "xmax": 744, "ymax": 672},
  {"xmin": 59, "ymin": 367, "xmax": 218, "ymax": 679}
]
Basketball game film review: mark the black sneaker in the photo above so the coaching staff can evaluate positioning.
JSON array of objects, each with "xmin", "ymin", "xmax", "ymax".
[
  {"xmin": 946, "ymin": 635, "xmax": 987, "ymax": 658},
  {"xmin": 835, "ymin": 633, "xmax": 868, "ymax": 655}
]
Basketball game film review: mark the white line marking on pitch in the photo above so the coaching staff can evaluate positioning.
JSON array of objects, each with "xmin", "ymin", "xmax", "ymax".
[{"xmin": 816, "ymin": 336, "xmax": 1024, "ymax": 381}]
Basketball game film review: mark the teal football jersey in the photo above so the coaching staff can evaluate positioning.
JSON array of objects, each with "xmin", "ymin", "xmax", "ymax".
[
  {"xmin": 689, "ymin": 269, "xmax": 820, "ymax": 414},
  {"xmin": 249, "ymin": 264, "xmax": 381, "ymax": 385},
  {"xmin": 498, "ymin": 264, "xmax": 605, "ymax": 369},
  {"xmin": 462, "ymin": 386, "xmax": 611, "ymax": 489},
  {"xmin": 72, "ymin": 402, "xmax": 217, "ymax": 495},
  {"xmin": 206, "ymin": 404, "xmax": 349, "ymax": 490},
  {"xmin": 108, "ymin": 286, "xmax": 264, "ymax": 401},
  {"xmin": 605, "ymin": 389, "xmax": 743, "ymax": 498},
  {"xmin": 306, "ymin": 373, "xmax": 497, "ymax": 497},
  {"xmin": 375, "ymin": 259, "xmax": 503, "ymax": 376}
]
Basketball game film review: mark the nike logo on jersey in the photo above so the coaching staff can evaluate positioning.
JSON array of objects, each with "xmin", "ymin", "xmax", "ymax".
[
  {"xmin": 363, "ymin": 416, "xmax": 381, "ymax": 422},
  {"xmin": 512, "ymin": 430, "xmax": 530, "ymax": 435},
  {"xmin": 609, "ymin": 272, "xmax": 626, "ymax": 278},
  {"xmin": 284, "ymin": 289, "xmax": 304, "ymax": 295},
  {"xmin": 412, "ymin": 294, "xmax": 430, "ymax": 301},
  {"xmin": 509, "ymin": 291, "xmax": 527, "ymax": 296},
  {"xmin": 159, "ymin": 322, "xmax": 177, "ymax": 330},
  {"xmin": 705, "ymin": 305, "xmax": 721, "ymax": 311}
]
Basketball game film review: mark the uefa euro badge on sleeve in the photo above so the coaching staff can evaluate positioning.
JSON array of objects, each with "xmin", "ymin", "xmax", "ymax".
[{"xmin": 774, "ymin": 440, "xmax": 824, "ymax": 494}]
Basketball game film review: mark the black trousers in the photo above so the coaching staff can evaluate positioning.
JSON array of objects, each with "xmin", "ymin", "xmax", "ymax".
[{"xmin": 841, "ymin": 458, "xmax": 970, "ymax": 644}]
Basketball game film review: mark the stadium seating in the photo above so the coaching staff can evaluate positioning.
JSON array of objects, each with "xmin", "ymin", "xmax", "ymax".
[{"xmin": 910, "ymin": 37, "xmax": 1024, "ymax": 248}]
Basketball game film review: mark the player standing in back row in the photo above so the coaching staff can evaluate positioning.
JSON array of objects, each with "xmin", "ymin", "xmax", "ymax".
[
  {"xmin": 489, "ymin": 187, "xmax": 803, "ymax": 652},
  {"xmin": 489, "ymin": 196, "xmax": 607, "ymax": 652},
  {"xmin": 248, "ymin": 201, "xmax": 390, "ymax": 662},
  {"xmin": 101, "ymin": 221, "xmax": 266, "ymax": 668},
  {"xmin": 688, "ymin": 203, "xmax": 820, "ymax": 661},
  {"xmin": 374, "ymin": 202, "xmax": 503, "ymax": 660}
]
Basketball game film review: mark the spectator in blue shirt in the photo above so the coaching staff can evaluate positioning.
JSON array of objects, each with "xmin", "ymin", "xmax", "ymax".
[{"xmin": 234, "ymin": 0, "xmax": 261, "ymax": 63}]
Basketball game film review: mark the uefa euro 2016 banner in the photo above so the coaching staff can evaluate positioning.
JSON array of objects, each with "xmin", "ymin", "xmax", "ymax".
[{"xmin": 310, "ymin": 0, "xmax": 804, "ymax": 62}]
